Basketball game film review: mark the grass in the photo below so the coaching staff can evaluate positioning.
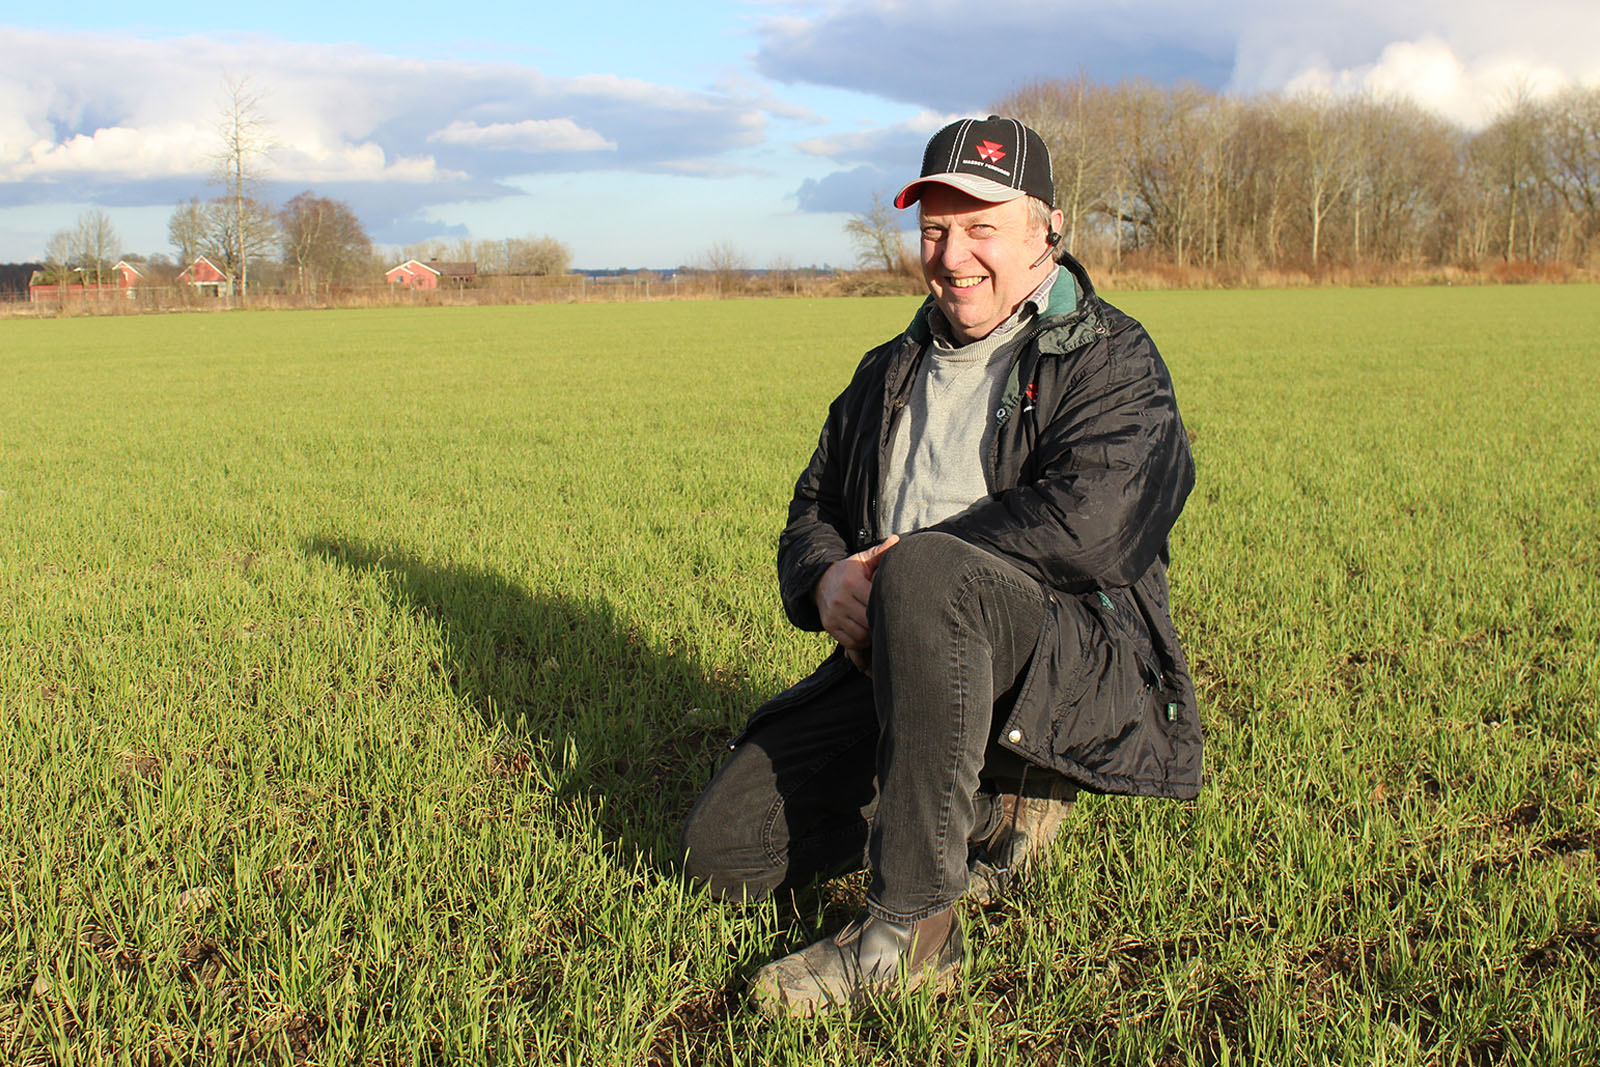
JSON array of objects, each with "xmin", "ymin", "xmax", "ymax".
[{"xmin": 2, "ymin": 288, "xmax": 1597, "ymax": 1064}]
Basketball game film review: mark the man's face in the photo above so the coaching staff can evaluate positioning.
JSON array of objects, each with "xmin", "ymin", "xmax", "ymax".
[{"xmin": 917, "ymin": 186, "xmax": 1058, "ymax": 344}]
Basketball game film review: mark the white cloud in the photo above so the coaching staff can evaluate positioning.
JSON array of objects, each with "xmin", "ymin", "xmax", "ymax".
[
  {"xmin": 1281, "ymin": 36, "xmax": 1591, "ymax": 127},
  {"xmin": 428, "ymin": 118, "xmax": 617, "ymax": 152},
  {"xmin": 10, "ymin": 123, "xmax": 208, "ymax": 180},
  {"xmin": 0, "ymin": 27, "xmax": 770, "ymax": 202}
]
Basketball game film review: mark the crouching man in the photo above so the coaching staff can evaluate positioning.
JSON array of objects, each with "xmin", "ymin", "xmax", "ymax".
[{"xmin": 681, "ymin": 116, "xmax": 1202, "ymax": 1017}]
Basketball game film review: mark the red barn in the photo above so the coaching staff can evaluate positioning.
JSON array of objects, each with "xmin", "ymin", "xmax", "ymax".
[
  {"xmin": 386, "ymin": 259, "xmax": 476, "ymax": 290},
  {"xmin": 178, "ymin": 256, "xmax": 230, "ymax": 296}
]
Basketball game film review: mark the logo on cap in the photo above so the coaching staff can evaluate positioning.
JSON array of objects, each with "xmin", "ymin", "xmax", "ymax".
[{"xmin": 974, "ymin": 140, "xmax": 1007, "ymax": 163}]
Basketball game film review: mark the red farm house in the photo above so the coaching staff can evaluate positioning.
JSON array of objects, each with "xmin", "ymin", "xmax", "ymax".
[
  {"xmin": 386, "ymin": 259, "xmax": 477, "ymax": 291},
  {"xmin": 111, "ymin": 260, "xmax": 144, "ymax": 298},
  {"xmin": 178, "ymin": 256, "xmax": 230, "ymax": 296}
]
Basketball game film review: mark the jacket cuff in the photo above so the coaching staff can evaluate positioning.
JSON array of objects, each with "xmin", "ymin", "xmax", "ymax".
[{"xmin": 780, "ymin": 556, "xmax": 834, "ymax": 632}]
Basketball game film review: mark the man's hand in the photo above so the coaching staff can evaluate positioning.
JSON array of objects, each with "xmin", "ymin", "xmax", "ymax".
[{"xmin": 814, "ymin": 535, "xmax": 900, "ymax": 654}]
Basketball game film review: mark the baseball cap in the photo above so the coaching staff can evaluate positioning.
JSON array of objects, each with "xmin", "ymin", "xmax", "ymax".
[{"xmin": 895, "ymin": 116, "xmax": 1055, "ymax": 210}]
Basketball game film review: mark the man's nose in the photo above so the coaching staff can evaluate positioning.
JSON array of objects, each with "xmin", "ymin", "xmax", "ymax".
[{"xmin": 938, "ymin": 231, "xmax": 971, "ymax": 265}]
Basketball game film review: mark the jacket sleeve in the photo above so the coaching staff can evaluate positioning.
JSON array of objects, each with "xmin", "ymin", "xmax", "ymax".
[
  {"xmin": 776, "ymin": 390, "xmax": 856, "ymax": 632},
  {"xmin": 931, "ymin": 320, "xmax": 1194, "ymax": 592}
]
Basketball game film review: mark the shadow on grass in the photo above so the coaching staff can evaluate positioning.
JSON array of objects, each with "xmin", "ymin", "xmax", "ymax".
[{"xmin": 304, "ymin": 535, "xmax": 747, "ymax": 875}]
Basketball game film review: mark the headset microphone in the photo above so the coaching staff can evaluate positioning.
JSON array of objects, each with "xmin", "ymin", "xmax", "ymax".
[{"xmin": 1030, "ymin": 231, "xmax": 1062, "ymax": 269}]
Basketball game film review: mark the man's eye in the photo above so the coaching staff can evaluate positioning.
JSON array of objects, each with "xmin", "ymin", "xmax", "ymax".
[
  {"xmin": 968, "ymin": 225, "xmax": 995, "ymax": 238},
  {"xmin": 921, "ymin": 228, "xmax": 943, "ymax": 240}
]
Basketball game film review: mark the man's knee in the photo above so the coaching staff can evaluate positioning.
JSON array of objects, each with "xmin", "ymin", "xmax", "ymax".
[
  {"xmin": 872, "ymin": 531, "xmax": 974, "ymax": 615},
  {"xmin": 679, "ymin": 781, "xmax": 782, "ymax": 904}
]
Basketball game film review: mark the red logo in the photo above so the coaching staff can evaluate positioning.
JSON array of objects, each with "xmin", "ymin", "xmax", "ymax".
[{"xmin": 974, "ymin": 140, "xmax": 1007, "ymax": 163}]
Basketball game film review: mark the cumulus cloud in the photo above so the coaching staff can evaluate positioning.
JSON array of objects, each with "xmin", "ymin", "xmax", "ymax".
[
  {"xmin": 0, "ymin": 26, "xmax": 771, "ymax": 236},
  {"xmin": 429, "ymin": 118, "xmax": 617, "ymax": 152},
  {"xmin": 1279, "ymin": 36, "xmax": 1591, "ymax": 127}
]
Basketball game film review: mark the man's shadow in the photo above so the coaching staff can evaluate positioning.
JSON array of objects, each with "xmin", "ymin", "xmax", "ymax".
[{"xmin": 305, "ymin": 535, "xmax": 750, "ymax": 872}]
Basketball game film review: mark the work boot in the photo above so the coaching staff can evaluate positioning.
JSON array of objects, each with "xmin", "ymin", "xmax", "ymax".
[
  {"xmin": 966, "ymin": 777, "xmax": 1077, "ymax": 904},
  {"xmin": 750, "ymin": 907, "xmax": 963, "ymax": 1018}
]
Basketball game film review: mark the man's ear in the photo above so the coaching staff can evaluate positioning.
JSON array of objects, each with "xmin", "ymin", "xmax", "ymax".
[{"xmin": 1050, "ymin": 208, "xmax": 1065, "ymax": 237}]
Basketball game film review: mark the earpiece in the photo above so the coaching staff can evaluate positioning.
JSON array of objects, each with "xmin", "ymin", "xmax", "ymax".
[{"xmin": 1031, "ymin": 231, "xmax": 1062, "ymax": 269}]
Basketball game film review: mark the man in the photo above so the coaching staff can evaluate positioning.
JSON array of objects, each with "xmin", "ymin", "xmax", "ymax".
[{"xmin": 681, "ymin": 116, "xmax": 1201, "ymax": 1017}]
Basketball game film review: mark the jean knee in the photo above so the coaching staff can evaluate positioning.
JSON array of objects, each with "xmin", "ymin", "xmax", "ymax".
[
  {"xmin": 679, "ymin": 787, "xmax": 782, "ymax": 903},
  {"xmin": 873, "ymin": 531, "xmax": 970, "ymax": 614}
]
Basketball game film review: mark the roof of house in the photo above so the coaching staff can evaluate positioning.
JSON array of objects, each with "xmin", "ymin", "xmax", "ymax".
[
  {"xmin": 390, "ymin": 259, "xmax": 477, "ymax": 276},
  {"xmin": 178, "ymin": 256, "xmax": 230, "ymax": 282}
]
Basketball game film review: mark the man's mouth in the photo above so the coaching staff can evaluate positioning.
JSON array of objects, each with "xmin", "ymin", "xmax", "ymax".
[{"xmin": 948, "ymin": 276, "xmax": 986, "ymax": 289}]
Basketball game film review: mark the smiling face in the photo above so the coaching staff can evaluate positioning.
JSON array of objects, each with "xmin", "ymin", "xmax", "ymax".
[{"xmin": 917, "ymin": 185, "xmax": 1062, "ymax": 344}]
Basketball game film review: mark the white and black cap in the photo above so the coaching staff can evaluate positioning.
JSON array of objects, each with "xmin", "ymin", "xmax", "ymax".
[{"xmin": 894, "ymin": 115, "xmax": 1055, "ymax": 209}]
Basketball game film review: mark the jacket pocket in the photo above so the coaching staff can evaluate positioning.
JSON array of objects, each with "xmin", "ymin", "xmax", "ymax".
[
  {"xmin": 1087, "ymin": 588, "xmax": 1163, "ymax": 687},
  {"xmin": 1042, "ymin": 590, "xmax": 1173, "ymax": 790}
]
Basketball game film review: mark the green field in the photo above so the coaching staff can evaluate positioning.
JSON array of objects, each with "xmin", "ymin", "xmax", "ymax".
[{"xmin": 3, "ymin": 288, "xmax": 1598, "ymax": 1064}]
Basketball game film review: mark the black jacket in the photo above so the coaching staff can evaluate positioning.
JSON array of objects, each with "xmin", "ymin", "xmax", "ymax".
[{"xmin": 768, "ymin": 251, "xmax": 1201, "ymax": 799}]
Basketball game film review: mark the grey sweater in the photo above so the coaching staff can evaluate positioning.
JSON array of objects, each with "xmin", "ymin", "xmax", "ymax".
[{"xmin": 878, "ymin": 268, "xmax": 1061, "ymax": 537}]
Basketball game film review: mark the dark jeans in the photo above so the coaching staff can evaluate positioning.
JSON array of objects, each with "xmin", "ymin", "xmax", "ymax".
[{"xmin": 680, "ymin": 531, "xmax": 1049, "ymax": 922}]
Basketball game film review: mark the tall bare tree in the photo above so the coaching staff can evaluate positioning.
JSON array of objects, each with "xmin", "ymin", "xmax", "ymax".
[
  {"xmin": 999, "ymin": 76, "xmax": 1118, "ymax": 254},
  {"xmin": 1281, "ymin": 92, "xmax": 1359, "ymax": 267},
  {"xmin": 210, "ymin": 77, "xmax": 274, "ymax": 303},
  {"xmin": 72, "ymin": 209, "xmax": 120, "ymax": 288},
  {"xmin": 1540, "ymin": 85, "xmax": 1600, "ymax": 263},
  {"xmin": 844, "ymin": 193, "xmax": 912, "ymax": 274},
  {"xmin": 1472, "ymin": 84, "xmax": 1545, "ymax": 261}
]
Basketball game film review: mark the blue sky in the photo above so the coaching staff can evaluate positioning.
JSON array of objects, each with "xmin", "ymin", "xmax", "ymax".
[{"xmin": 2, "ymin": 0, "xmax": 1597, "ymax": 269}]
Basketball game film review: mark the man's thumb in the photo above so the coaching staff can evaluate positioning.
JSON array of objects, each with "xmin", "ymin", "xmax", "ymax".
[{"xmin": 861, "ymin": 534, "xmax": 900, "ymax": 573}]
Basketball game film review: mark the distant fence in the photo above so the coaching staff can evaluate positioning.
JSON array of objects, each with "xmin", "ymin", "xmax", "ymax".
[{"xmin": 0, "ymin": 270, "xmax": 884, "ymax": 317}]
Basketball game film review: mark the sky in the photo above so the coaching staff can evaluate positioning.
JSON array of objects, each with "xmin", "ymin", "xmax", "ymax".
[{"xmin": 2, "ymin": 0, "xmax": 1597, "ymax": 270}]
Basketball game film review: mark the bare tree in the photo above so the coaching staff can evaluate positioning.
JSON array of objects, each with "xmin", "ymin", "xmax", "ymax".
[
  {"xmin": 279, "ymin": 192, "xmax": 372, "ymax": 297},
  {"xmin": 1539, "ymin": 85, "xmax": 1600, "ymax": 264},
  {"xmin": 43, "ymin": 229, "xmax": 77, "ymax": 309},
  {"xmin": 1472, "ymin": 83, "xmax": 1546, "ymax": 261},
  {"xmin": 72, "ymin": 209, "xmax": 120, "ymax": 288},
  {"xmin": 399, "ymin": 238, "xmax": 452, "ymax": 264},
  {"xmin": 843, "ymin": 192, "xmax": 912, "ymax": 274},
  {"xmin": 1000, "ymin": 76, "xmax": 1118, "ymax": 254},
  {"xmin": 1343, "ymin": 96, "xmax": 1459, "ymax": 264},
  {"xmin": 169, "ymin": 196, "xmax": 277, "ymax": 283},
  {"xmin": 505, "ymin": 234, "xmax": 572, "ymax": 275},
  {"xmin": 169, "ymin": 198, "xmax": 208, "ymax": 267},
  {"xmin": 1280, "ymin": 92, "xmax": 1360, "ymax": 267},
  {"xmin": 698, "ymin": 240, "xmax": 749, "ymax": 294},
  {"xmin": 1113, "ymin": 81, "xmax": 1225, "ymax": 266},
  {"xmin": 210, "ymin": 77, "xmax": 274, "ymax": 302}
]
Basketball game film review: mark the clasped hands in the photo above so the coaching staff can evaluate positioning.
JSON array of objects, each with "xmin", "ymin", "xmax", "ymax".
[{"xmin": 812, "ymin": 535, "xmax": 898, "ymax": 676}]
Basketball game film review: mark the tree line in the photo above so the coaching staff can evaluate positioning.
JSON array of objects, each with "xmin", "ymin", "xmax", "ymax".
[
  {"xmin": 991, "ymin": 78, "xmax": 1600, "ymax": 273},
  {"xmin": 28, "ymin": 196, "xmax": 574, "ymax": 301}
]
